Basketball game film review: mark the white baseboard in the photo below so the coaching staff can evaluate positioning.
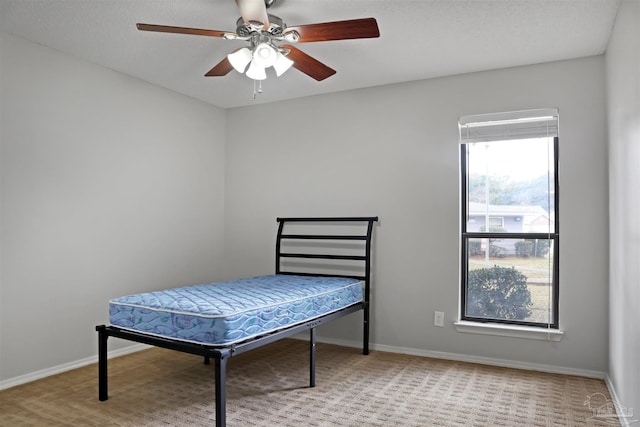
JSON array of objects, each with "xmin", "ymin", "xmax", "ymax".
[
  {"xmin": 0, "ymin": 343, "xmax": 150, "ymax": 391},
  {"xmin": 300, "ymin": 335, "xmax": 606, "ymax": 379},
  {"xmin": 604, "ymin": 375, "xmax": 637, "ymax": 427}
]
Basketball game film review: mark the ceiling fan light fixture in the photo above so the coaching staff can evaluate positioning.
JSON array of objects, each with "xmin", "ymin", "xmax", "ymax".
[
  {"xmin": 228, "ymin": 47, "xmax": 253, "ymax": 73},
  {"xmin": 246, "ymin": 60, "xmax": 267, "ymax": 80},
  {"xmin": 252, "ymin": 42, "xmax": 277, "ymax": 68},
  {"xmin": 273, "ymin": 51, "xmax": 294, "ymax": 76}
]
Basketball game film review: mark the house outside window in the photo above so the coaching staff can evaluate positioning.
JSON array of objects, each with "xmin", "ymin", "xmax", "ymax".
[{"xmin": 459, "ymin": 109, "xmax": 559, "ymax": 329}]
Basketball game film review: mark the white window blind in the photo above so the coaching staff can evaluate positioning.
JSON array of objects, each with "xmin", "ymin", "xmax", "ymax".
[{"xmin": 459, "ymin": 108, "xmax": 559, "ymax": 143}]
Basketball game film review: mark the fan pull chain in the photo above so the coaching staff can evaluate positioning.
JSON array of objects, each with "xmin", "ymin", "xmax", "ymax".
[{"xmin": 252, "ymin": 80, "xmax": 264, "ymax": 100}]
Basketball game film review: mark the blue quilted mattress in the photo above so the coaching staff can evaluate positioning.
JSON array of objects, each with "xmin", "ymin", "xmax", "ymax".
[{"xmin": 109, "ymin": 274, "xmax": 363, "ymax": 346}]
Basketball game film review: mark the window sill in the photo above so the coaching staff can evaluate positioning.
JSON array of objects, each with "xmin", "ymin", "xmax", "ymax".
[{"xmin": 454, "ymin": 321, "xmax": 564, "ymax": 342}]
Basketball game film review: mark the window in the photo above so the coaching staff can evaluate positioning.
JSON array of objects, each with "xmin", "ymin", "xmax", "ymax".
[
  {"xmin": 459, "ymin": 109, "xmax": 559, "ymax": 329},
  {"xmin": 488, "ymin": 217, "xmax": 504, "ymax": 228}
]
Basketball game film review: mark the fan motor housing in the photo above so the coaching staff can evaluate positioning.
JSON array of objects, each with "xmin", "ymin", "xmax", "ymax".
[{"xmin": 236, "ymin": 14, "xmax": 285, "ymax": 37}]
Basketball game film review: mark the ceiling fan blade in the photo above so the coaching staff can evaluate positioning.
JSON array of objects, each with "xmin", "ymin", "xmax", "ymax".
[
  {"xmin": 235, "ymin": 0, "xmax": 270, "ymax": 28},
  {"xmin": 136, "ymin": 23, "xmax": 230, "ymax": 38},
  {"xmin": 282, "ymin": 45, "xmax": 336, "ymax": 81},
  {"xmin": 205, "ymin": 57, "xmax": 234, "ymax": 77},
  {"xmin": 283, "ymin": 18, "xmax": 380, "ymax": 43}
]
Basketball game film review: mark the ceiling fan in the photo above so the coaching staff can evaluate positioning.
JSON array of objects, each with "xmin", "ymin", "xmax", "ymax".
[{"xmin": 136, "ymin": 0, "xmax": 380, "ymax": 82}]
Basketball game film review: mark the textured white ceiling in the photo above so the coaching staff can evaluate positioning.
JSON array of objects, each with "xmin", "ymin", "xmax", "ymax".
[{"xmin": 0, "ymin": 0, "xmax": 621, "ymax": 109}]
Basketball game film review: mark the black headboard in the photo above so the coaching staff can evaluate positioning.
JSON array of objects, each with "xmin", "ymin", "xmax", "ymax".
[{"xmin": 275, "ymin": 216, "xmax": 378, "ymax": 285}]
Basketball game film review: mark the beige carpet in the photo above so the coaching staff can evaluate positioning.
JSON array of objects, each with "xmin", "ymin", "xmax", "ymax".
[{"xmin": 0, "ymin": 339, "xmax": 617, "ymax": 426}]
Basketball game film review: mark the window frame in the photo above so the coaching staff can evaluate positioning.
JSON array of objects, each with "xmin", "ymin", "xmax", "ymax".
[{"xmin": 460, "ymin": 136, "xmax": 560, "ymax": 329}]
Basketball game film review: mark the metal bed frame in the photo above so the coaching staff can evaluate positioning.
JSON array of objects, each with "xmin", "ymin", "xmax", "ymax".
[{"xmin": 96, "ymin": 216, "xmax": 378, "ymax": 427}]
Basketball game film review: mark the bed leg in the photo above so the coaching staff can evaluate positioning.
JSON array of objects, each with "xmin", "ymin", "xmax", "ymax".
[
  {"xmin": 363, "ymin": 303, "xmax": 370, "ymax": 355},
  {"xmin": 215, "ymin": 352, "xmax": 229, "ymax": 427},
  {"xmin": 96, "ymin": 325, "xmax": 109, "ymax": 401},
  {"xmin": 309, "ymin": 328, "xmax": 316, "ymax": 388}
]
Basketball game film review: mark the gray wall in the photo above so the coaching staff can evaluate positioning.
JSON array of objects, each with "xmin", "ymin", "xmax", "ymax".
[
  {"xmin": 225, "ymin": 56, "xmax": 609, "ymax": 372},
  {"xmin": 0, "ymin": 33, "xmax": 227, "ymax": 380},
  {"xmin": 606, "ymin": 0, "xmax": 640, "ymax": 417},
  {"xmin": 0, "ymin": 33, "xmax": 612, "ymax": 383}
]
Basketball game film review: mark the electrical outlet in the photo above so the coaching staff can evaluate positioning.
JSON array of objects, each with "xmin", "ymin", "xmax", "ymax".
[{"xmin": 434, "ymin": 311, "xmax": 444, "ymax": 327}]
